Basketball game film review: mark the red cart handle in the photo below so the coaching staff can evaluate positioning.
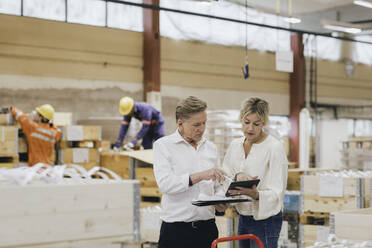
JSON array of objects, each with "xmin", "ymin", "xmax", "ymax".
[{"xmin": 211, "ymin": 234, "xmax": 264, "ymax": 248}]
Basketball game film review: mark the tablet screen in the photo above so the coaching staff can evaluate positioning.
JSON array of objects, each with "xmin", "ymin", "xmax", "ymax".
[{"xmin": 225, "ymin": 179, "xmax": 260, "ymax": 197}]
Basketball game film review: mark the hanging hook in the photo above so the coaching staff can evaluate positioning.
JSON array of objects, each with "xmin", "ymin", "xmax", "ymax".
[
  {"xmin": 242, "ymin": 64, "xmax": 249, "ymax": 79},
  {"xmin": 242, "ymin": 0, "xmax": 249, "ymax": 79}
]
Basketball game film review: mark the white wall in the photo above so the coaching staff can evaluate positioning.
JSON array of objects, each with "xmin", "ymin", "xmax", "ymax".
[{"xmin": 318, "ymin": 119, "xmax": 351, "ymax": 169}]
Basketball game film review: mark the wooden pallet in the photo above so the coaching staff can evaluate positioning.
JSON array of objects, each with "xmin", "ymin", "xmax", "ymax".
[
  {"xmin": 300, "ymin": 212, "xmax": 330, "ymax": 226},
  {"xmin": 140, "ymin": 187, "xmax": 162, "ymax": 205},
  {"xmin": 0, "ymin": 156, "xmax": 19, "ymax": 168}
]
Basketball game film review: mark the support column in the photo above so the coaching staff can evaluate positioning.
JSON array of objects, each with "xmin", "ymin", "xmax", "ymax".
[
  {"xmin": 143, "ymin": 0, "xmax": 161, "ymax": 110},
  {"xmin": 289, "ymin": 33, "xmax": 305, "ymax": 166}
]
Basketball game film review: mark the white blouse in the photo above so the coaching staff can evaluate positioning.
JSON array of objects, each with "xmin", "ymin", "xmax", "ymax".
[{"xmin": 222, "ymin": 134, "xmax": 288, "ymax": 220}]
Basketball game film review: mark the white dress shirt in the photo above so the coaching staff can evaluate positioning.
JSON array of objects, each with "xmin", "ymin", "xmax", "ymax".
[
  {"xmin": 153, "ymin": 130, "xmax": 222, "ymax": 223},
  {"xmin": 222, "ymin": 134, "xmax": 288, "ymax": 220}
]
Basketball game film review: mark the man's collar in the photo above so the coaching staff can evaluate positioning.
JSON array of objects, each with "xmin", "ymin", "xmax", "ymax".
[{"xmin": 171, "ymin": 129, "xmax": 206, "ymax": 146}]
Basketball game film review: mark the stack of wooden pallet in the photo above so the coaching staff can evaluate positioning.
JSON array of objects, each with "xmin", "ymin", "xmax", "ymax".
[
  {"xmin": 58, "ymin": 125, "xmax": 102, "ymax": 170},
  {"xmin": 299, "ymin": 173, "xmax": 371, "ymax": 247},
  {"xmin": 341, "ymin": 137, "xmax": 372, "ymax": 170},
  {"xmin": 0, "ymin": 112, "xmax": 19, "ymax": 168}
]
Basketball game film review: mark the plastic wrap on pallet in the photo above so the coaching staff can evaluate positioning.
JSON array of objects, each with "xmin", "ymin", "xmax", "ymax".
[
  {"xmin": 140, "ymin": 205, "xmax": 162, "ymax": 243},
  {"xmin": 0, "ymin": 163, "xmax": 123, "ymax": 185},
  {"xmin": 307, "ymin": 234, "xmax": 372, "ymax": 248},
  {"xmin": 284, "ymin": 191, "xmax": 301, "ymax": 213}
]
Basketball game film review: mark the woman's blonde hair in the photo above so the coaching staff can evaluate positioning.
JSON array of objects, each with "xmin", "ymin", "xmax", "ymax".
[{"xmin": 240, "ymin": 97, "xmax": 269, "ymax": 125}]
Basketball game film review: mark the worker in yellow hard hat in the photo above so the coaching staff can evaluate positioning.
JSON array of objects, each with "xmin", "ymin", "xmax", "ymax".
[
  {"xmin": 10, "ymin": 104, "xmax": 62, "ymax": 166},
  {"xmin": 115, "ymin": 96, "xmax": 165, "ymax": 150}
]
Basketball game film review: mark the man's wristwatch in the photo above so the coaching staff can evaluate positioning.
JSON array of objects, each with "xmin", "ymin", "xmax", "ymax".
[{"xmin": 188, "ymin": 176, "xmax": 193, "ymax": 186}]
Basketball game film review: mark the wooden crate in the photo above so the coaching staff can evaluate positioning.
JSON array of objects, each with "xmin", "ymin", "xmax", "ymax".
[
  {"xmin": 333, "ymin": 208, "xmax": 372, "ymax": 241},
  {"xmin": 100, "ymin": 151, "xmax": 130, "ymax": 179},
  {"xmin": 0, "ymin": 179, "xmax": 140, "ymax": 248},
  {"xmin": 300, "ymin": 224, "xmax": 330, "ymax": 247},
  {"xmin": 287, "ymin": 168, "xmax": 336, "ymax": 191},
  {"xmin": 136, "ymin": 167, "xmax": 157, "ymax": 187},
  {"xmin": 0, "ymin": 126, "xmax": 18, "ymax": 157},
  {"xmin": 62, "ymin": 125, "xmax": 102, "ymax": 141},
  {"xmin": 0, "ymin": 113, "xmax": 14, "ymax": 125},
  {"xmin": 58, "ymin": 148, "xmax": 99, "ymax": 170},
  {"xmin": 301, "ymin": 175, "xmax": 362, "ymax": 213}
]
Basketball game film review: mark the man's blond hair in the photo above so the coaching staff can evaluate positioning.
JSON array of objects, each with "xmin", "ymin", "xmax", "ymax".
[{"xmin": 176, "ymin": 96, "xmax": 207, "ymax": 121}]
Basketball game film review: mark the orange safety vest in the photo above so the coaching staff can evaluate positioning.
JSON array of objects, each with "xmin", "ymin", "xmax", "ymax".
[{"xmin": 12, "ymin": 108, "xmax": 62, "ymax": 166}]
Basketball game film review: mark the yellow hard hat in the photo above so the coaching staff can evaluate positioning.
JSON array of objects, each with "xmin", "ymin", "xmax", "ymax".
[
  {"xmin": 36, "ymin": 104, "xmax": 55, "ymax": 121},
  {"xmin": 119, "ymin": 97, "xmax": 134, "ymax": 115}
]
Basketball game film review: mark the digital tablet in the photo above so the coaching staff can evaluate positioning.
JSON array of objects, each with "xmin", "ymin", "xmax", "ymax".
[
  {"xmin": 225, "ymin": 179, "xmax": 260, "ymax": 197},
  {"xmin": 192, "ymin": 198, "xmax": 251, "ymax": 207}
]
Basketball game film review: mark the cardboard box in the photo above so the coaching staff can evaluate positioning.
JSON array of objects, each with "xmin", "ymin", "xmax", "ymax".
[{"xmin": 62, "ymin": 126, "xmax": 102, "ymax": 141}]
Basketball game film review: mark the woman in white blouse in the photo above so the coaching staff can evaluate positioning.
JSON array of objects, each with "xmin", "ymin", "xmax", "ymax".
[{"xmin": 222, "ymin": 97, "xmax": 288, "ymax": 248}]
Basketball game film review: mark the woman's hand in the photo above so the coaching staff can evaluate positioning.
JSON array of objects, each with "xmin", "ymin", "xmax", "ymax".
[
  {"xmin": 236, "ymin": 173, "xmax": 258, "ymax": 181},
  {"xmin": 228, "ymin": 184, "xmax": 259, "ymax": 200}
]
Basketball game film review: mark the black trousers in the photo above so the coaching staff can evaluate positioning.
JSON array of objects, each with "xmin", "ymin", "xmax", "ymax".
[{"xmin": 158, "ymin": 219, "xmax": 218, "ymax": 248}]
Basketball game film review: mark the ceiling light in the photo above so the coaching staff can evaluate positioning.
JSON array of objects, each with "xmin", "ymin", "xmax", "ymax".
[
  {"xmin": 282, "ymin": 17, "xmax": 301, "ymax": 24},
  {"xmin": 324, "ymin": 24, "xmax": 362, "ymax": 34},
  {"xmin": 322, "ymin": 20, "xmax": 363, "ymax": 34},
  {"xmin": 353, "ymin": 0, "xmax": 372, "ymax": 8}
]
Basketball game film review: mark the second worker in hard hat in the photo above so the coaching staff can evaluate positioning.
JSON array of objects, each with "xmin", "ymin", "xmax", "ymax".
[
  {"xmin": 10, "ymin": 104, "xmax": 62, "ymax": 166},
  {"xmin": 115, "ymin": 97, "xmax": 165, "ymax": 150}
]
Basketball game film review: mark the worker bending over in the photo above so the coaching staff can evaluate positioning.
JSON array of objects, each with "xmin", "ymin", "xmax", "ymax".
[
  {"xmin": 11, "ymin": 104, "xmax": 61, "ymax": 166},
  {"xmin": 115, "ymin": 97, "xmax": 165, "ymax": 150}
]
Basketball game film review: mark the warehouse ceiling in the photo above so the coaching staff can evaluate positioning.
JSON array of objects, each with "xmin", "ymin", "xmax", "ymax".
[{"xmin": 194, "ymin": 0, "xmax": 372, "ymax": 36}]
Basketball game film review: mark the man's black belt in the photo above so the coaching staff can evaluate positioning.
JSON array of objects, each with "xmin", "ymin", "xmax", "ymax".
[{"xmin": 165, "ymin": 218, "xmax": 215, "ymax": 229}]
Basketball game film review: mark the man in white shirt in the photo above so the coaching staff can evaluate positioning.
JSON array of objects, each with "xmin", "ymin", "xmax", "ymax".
[{"xmin": 153, "ymin": 96, "xmax": 227, "ymax": 248}]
